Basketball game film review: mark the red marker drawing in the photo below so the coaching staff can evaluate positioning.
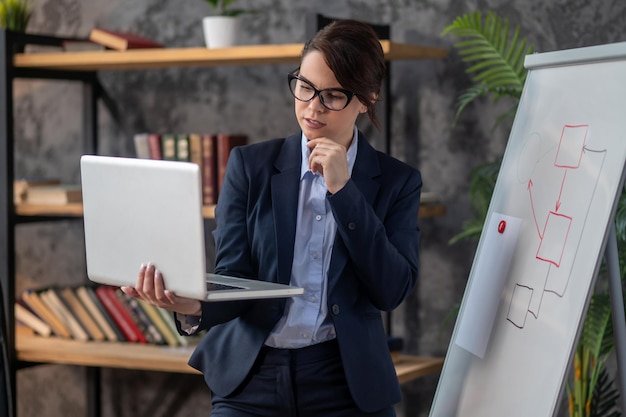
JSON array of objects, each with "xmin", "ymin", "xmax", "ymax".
[{"xmin": 498, "ymin": 220, "xmax": 506, "ymax": 234}]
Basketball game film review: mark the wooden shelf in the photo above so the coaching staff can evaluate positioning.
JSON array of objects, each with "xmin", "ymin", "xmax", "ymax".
[
  {"xmin": 16, "ymin": 333, "xmax": 443, "ymax": 383},
  {"xmin": 15, "ymin": 202, "xmax": 84, "ymax": 217},
  {"xmin": 419, "ymin": 202, "xmax": 447, "ymax": 219},
  {"xmin": 13, "ymin": 41, "xmax": 447, "ymax": 71},
  {"xmin": 15, "ymin": 202, "xmax": 444, "ymax": 220}
]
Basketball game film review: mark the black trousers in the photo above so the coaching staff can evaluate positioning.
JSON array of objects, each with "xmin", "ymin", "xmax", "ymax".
[{"xmin": 210, "ymin": 339, "xmax": 396, "ymax": 417}]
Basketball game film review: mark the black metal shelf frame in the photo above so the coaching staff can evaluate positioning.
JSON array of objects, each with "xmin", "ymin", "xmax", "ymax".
[{"xmin": 0, "ymin": 29, "xmax": 99, "ymax": 417}]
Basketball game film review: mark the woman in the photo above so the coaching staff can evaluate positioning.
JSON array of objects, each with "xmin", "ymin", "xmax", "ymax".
[{"xmin": 123, "ymin": 19, "xmax": 422, "ymax": 417}]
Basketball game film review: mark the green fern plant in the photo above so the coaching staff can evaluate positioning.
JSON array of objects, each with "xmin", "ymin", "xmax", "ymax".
[
  {"xmin": 442, "ymin": 11, "xmax": 534, "ymax": 244},
  {"xmin": 568, "ymin": 294, "xmax": 619, "ymax": 417},
  {"xmin": 202, "ymin": 0, "xmax": 254, "ymax": 17},
  {"xmin": 441, "ymin": 11, "xmax": 533, "ymax": 125}
]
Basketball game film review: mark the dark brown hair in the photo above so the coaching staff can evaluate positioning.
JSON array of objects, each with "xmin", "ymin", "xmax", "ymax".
[{"xmin": 302, "ymin": 19, "xmax": 386, "ymax": 129}]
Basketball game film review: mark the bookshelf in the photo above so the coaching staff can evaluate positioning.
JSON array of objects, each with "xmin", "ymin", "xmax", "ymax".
[
  {"xmin": 14, "ymin": 200, "xmax": 446, "ymax": 219},
  {"xmin": 13, "ymin": 40, "xmax": 447, "ymax": 70},
  {"xmin": 1, "ymin": 30, "xmax": 447, "ymax": 417}
]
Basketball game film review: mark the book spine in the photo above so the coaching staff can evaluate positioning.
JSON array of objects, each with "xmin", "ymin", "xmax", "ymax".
[
  {"xmin": 216, "ymin": 133, "xmax": 248, "ymax": 197},
  {"xmin": 137, "ymin": 299, "xmax": 179, "ymax": 347},
  {"xmin": 60, "ymin": 287, "xmax": 106, "ymax": 341},
  {"xmin": 133, "ymin": 132, "xmax": 151, "ymax": 159},
  {"xmin": 15, "ymin": 302, "xmax": 52, "ymax": 337},
  {"xmin": 148, "ymin": 133, "xmax": 162, "ymax": 160},
  {"xmin": 79, "ymin": 286, "xmax": 124, "ymax": 342},
  {"xmin": 42, "ymin": 289, "xmax": 90, "ymax": 341},
  {"xmin": 95, "ymin": 286, "xmax": 144, "ymax": 343},
  {"xmin": 161, "ymin": 134, "xmax": 177, "ymax": 161},
  {"xmin": 188, "ymin": 133, "xmax": 203, "ymax": 169},
  {"xmin": 156, "ymin": 307, "xmax": 189, "ymax": 347},
  {"xmin": 115, "ymin": 290, "xmax": 163, "ymax": 345},
  {"xmin": 202, "ymin": 133, "xmax": 218, "ymax": 205},
  {"xmin": 21, "ymin": 290, "xmax": 72, "ymax": 338},
  {"xmin": 176, "ymin": 134, "xmax": 190, "ymax": 162}
]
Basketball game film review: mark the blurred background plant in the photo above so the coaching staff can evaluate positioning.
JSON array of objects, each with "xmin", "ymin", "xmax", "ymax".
[
  {"xmin": 442, "ymin": 10, "xmax": 623, "ymax": 417},
  {"xmin": 0, "ymin": 0, "xmax": 32, "ymax": 32},
  {"xmin": 202, "ymin": 0, "xmax": 255, "ymax": 17}
]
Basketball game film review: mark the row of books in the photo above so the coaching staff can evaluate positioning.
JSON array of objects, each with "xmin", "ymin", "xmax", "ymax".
[
  {"xmin": 133, "ymin": 132, "xmax": 248, "ymax": 205},
  {"xmin": 16, "ymin": 285, "xmax": 196, "ymax": 347}
]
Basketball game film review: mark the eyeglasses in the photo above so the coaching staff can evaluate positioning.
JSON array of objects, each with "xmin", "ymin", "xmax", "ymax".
[{"xmin": 288, "ymin": 73, "xmax": 355, "ymax": 111}]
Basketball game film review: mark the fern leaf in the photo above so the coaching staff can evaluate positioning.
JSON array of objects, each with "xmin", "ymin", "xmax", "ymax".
[
  {"xmin": 442, "ymin": 10, "xmax": 534, "ymax": 121},
  {"xmin": 589, "ymin": 367, "xmax": 621, "ymax": 417},
  {"xmin": 580, "ymin": 294, "xmax": 613, "ymax": 359}
]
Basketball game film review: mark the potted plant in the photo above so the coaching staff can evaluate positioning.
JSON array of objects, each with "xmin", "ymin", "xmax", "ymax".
[
  {"xmin": 0, "ymin": 0, "xmax": 32, "ymax": 32},
  {"xmin": 442, "ymin": 11, "xmax": 622, "ymax": 417},
  {"xmin": 200, "ymin": 0, "xmax": 254, "ymax": 49}
]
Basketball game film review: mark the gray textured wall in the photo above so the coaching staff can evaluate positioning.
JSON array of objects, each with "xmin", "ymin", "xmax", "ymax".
[{"xmin": 12, "ymin": 0, "xmax": 626, "ymax": 416}]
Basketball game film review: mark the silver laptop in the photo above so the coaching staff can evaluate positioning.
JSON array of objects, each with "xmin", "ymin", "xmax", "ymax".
[{"xmin": 80, "ymin": 154, "xmax": 304, "ymax": 301}]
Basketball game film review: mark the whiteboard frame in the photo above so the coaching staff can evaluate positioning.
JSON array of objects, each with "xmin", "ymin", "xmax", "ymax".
[{"xmin": 429, "ymin": 41, "xmax": 626, "ymax": 417}]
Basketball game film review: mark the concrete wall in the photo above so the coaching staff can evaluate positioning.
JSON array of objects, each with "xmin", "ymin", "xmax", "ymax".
[{"xmin": 12, "ymin": 0, "xmax": 626, "ymax": 416}]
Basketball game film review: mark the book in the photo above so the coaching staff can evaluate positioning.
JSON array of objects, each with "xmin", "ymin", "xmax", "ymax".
[
  {"xmin": 137, "ymin": 299, "xmax": 180, "ymax": 347},
  {"xmin": 216, "ymin": 133, "xmax": 248, "ymax": 197},
  {"xmin": 114, "ymin": 290, "xmax": 164, "ymax": 345},
  {"xmin": 59, "ymin": 287, "xmax": 106, "ymax": 341},
  {"xmin": 88, "ymin": 28, "xmax": 164, "ymax": 51},
  {"xmin": 161, "ymin": 134, "xmax": 177, "ymax": 161},
  {"xmin": 133, "ymin": 132, "xmax": 151, "ymax": 159},
  {"xmin": 176, "ymin": 134, "xmax": 190, "ymax": 162},
  {"xmin": 188, "ymin": 133, "xmax": 203, "ymax": 168},
  {"xmin": 25, "ymin": 184, "xmax": 82, "ymax": 205},
  {"xmin": 201, "ymin": 133, "xmax": 218, "ymax": 205},
  {"xmin": 40, "ymin": 289, "xmax": 89, "ymax": 341},
  {"xmin": 15, "ymin": 302, "xmax": 52, "ymax": 337},
  {"xmin": 155, "ymin": 306, "xmax": 189, "ymax": 347},
  {"xmin": 148, "ymin": 133, "xmax": 162, "ymax": 160},
  {"xmin": 15, "ymin": 322, "xmax": 35, "ymax": 336},
  {"xmin": 61, "ymin": 40, "xmax": 106, "ymax": 52},
  {"xmin": 95, "ymin": 285, "xmax": 147, "ymax": 343},
  {"xmin": 76, "ymin": 286, "xmax": 124, "ymax": 342},
  {"xmin": 14, "ymin": 177, "xmax": 61, "ymax": 204},
  {"xmin": 20, "ymin": 289, "xmax": 72, "ymax": 338}
]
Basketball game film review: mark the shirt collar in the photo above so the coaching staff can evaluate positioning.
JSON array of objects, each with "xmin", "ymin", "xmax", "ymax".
[{"xmin": 300, "ymin": 126, "xmax": 359, "ymax": 180}]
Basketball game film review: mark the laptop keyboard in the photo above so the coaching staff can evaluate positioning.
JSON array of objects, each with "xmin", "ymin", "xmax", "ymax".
[{"xmin": 206, "ymin": 281, "xmax": 245, "ymax": 291}]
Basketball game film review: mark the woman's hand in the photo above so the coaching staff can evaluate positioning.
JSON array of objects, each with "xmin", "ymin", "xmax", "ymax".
[
  {"xmin": 121, "ymin": 263, "xmax": 202, "ymax": 316},
  {"xmin": 306, "ymin": 138, "xmax": 350, "ymax": 194}
]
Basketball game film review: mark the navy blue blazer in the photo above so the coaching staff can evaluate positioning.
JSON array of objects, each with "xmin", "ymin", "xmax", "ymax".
[{"xmin": 187, "ymin": 131, "xmax": 422, "ymax": 413}]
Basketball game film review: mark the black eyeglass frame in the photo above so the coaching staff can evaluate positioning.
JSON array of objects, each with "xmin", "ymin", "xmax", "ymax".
[{"xmin": 287, "ymin": 73, "xmax": 356, "ymax": 111}]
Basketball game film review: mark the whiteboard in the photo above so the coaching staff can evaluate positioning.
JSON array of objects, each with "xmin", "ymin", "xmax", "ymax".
[{"xmin": 430, "ymin": 42, "xmax": 626, "ymax": 417}]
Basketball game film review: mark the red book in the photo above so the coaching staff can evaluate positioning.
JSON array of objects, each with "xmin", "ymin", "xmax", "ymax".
[
  {"xmin": 202, "ymin": 133, "xmax": 218, "ymax": 205},
  {"xmin": 147, "ymin": 133, "xmax": 162, "ymax": 160},
  {"xmin": 89, "ymin": 28, "xmax": 164, "ymax": 51},
  {"xmin": 216, "ymin": 133, "xmax": 248, "ymax": 198},
  {"xmin": 94, "ymin": 286, "xmax": 147, "ymax": 343}
]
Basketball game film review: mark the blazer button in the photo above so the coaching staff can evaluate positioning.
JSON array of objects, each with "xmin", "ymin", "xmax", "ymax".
[
  {"xmin": 332, "ymin": 304, "xmax": 340, "ymax": 315},
  {"xmin": 348, "ymin": 222, "xmax": 356, "ymax": 230}
]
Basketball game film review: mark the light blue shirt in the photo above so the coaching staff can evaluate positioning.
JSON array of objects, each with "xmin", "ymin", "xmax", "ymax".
[{"xmin": 265, "ymin": 127, "xmax": 359, "ymax": 348}]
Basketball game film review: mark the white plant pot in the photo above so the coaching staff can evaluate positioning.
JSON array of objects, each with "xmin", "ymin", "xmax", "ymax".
[{"xmin": 202, "ymin": 16, "xmax": 240, "ymax": 49}]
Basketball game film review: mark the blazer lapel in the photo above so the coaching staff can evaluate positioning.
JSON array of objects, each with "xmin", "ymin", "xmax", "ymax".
[
  {"xmin": 271, "ymin": 134, "xmax": 302, "ymax": 285},
  {"xmin": 350, "ymin": 133, "xmax": 381, "ymax": 206}
]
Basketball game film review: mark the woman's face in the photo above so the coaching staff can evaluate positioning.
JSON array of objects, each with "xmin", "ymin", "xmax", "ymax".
[{"xmin": 294, "ymin": 50, "xmax": 367, "ymax": 148}]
